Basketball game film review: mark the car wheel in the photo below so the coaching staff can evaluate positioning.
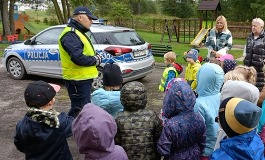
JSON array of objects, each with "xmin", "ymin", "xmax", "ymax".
[
  {"xmin": 7, "ymin": 57, "xmax": 26, "ymax": 80},
  {"xmin": 92, "ymin": 67, "xmax": 103, "ymax": 91}
]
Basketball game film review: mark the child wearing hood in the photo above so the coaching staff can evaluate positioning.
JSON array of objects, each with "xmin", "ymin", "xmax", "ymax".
[
  {"xmin": 72, "ymin": 103, "xmax": 128, "ymax": 160},
  {"xmin": 14, "ymin": 80, "xmax": 74, "ymax": 160},
  {"xmin": 210, "ymin": 97, "xmax": 264, "ymax": 160},
  {"xmin": 214, "ymin": 80, "xmax": 260, "ymax": 150},
  {"xmin": 115, "ymin": 81, "xmax": 162, "ymax": 160},
  {"xmin": 194, "ymin": 63, "xmax": 224, "ymax": 159},
  {"xmin": 184, "ymin": 48, "xmax": 201, "ymax": 90},
  {"xmin": 157, "ymin": 79, "xmax": 206, "ymax": 159}
]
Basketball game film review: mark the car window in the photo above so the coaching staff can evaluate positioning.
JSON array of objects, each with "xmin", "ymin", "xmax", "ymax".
[
  {"xmin": 34, "ymin": 28, "xmax": 63, "ymax": 45},
  {"xmin": 86, "ymin": 31, "xmax": 96, "ymax": 44},
  {"xmin": 93, "ymin": 31, "xmax": 145, "ymax": 46}
]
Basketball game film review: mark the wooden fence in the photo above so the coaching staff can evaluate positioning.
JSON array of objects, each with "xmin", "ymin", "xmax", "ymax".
[{"xmin": 110, "ymin": 17, "xmax": 252, "ymax": 43}]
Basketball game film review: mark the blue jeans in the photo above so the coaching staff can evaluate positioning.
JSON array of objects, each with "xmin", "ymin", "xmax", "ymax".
[{"xmin": 64, "ymin": 79, "xmax": 92, "ymax": 117}]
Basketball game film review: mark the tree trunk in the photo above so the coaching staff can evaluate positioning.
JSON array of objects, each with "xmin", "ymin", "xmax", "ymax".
[
  {"xmin": 137, "ymin": 1, "xmax": 141, "ymax": 15},
  {"xmin": 0, "ymin": 0, "xmax": 11, "ymax": 36},
  {"xmin": 51, "ymin": 0, "xmax": 64, "ymax": 24},
  {"xmin": 9, "ymin": 0, "xmax": 15, "ymax": 34},
  {"xmin": 66, "ymin": 0, "xmax": 71, "ymax": 19},
  {"xmin": 61, "ymin": 0, "xmax": 68, "ymax": 23}
]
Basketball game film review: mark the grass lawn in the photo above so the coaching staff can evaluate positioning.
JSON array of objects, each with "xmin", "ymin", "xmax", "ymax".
[{"xmin": 137, "ymin": 30, "xmax": 244, "ymax": 64}]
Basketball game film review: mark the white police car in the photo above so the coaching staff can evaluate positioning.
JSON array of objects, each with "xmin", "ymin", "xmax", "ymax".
[{"xmin": 2, "ymin": 24, "xmax": 155, "ymax": 89}]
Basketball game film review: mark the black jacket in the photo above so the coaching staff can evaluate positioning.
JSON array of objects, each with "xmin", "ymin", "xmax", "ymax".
[
  {"xmin": 14, "ymin": 112, "xmax": 74, "ymax": 160},
  {"xmin": 244, "ymin": 29, "xmax": 265, "ymax": 90}
]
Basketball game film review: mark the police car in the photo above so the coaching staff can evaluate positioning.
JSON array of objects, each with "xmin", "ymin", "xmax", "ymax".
[{"xmin": 2, "ymin": 24, "xmax": 155, "ymax": 89}]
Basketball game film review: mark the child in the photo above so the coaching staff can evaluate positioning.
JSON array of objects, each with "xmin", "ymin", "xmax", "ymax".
[
  {"xmin": 91, "ymin": 63, "xmax": 123, "ymax": 117},
  {"xmin": 233, "ymin": 65, "xmax": 257, "ymax": 85},
  {"xmin": 14, "ymin": 80, "xmax": 74, "ymax": 160},
  {"xmin": 184, "ymin": 49, "xmax": 201, "ymax": 90},
  {"xmin": 232, "ymin": 65, "xmax": 264, "ymax": 107},
  {"xmin": 224, "ymin": 66, "xmax": 257, "ymax": 85},
  {"xmin": 72, "ymin": 103, "xmax": 128, "ymax": 160},
  {"xmin": 115, "ymin": 81, "xmax": 162, "ymax": 160},
  {"xmin": 159, "ymin": 51, "xmax": 181, "ymax": 92},
  {"xmin": 214, "ymin": 80, "xmax": 260, "ymax": 150},
  {"xmin": 157, "ymin": 80, "xmax": 206, "ymax": 159},
  {"xmin": 194, "ymin": 63, "xmax": 224, "ymax": 159},
  {"xmin": 216, "ymin": 53, "xmax": 237, "ymax": 73},
  {"xmin": 210, "ymin": 97, "xmax": 264, "ymax": 160}
]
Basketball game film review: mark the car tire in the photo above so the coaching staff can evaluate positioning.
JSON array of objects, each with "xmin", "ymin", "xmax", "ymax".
[
  {"xmin": 91, "ymin": 67, "xmax": 103, "ymax": 92},
  {"xmin": 7, "ymin": 57, "xmax": 26, "ymax": 80}
]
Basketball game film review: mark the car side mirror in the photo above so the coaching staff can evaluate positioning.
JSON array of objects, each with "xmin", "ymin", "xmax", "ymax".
[{"xmin": 24, "ymin": 39, "xmax": 32, "ymax": 45}]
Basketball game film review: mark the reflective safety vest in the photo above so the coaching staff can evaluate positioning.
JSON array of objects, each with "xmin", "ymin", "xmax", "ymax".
[
  {"xmin": 58, "ymin": 27, "xmax": 98, "ymax": 80},
  {"xmin": 159, "ymin": 66, "xmax": 177, "ymax": 91}
]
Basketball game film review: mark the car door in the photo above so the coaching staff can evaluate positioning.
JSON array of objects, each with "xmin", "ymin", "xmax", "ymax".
[{"xmin": 25, "ymin": 27, "xmax": 63, "ymax": 77}]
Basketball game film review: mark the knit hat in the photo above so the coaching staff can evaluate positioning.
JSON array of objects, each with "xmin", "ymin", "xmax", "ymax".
[
  {"xmin": 216, "ymin": 54, "xmax": 234, "ymax": 62},
  {"xmin": 219, "ymin": 97, "xmax": 261, "ymax": 137},
  {"xmin": 24, "ymin": 80, "xmax": 61, "ymax": 108},
  {"xmin": 103, "ymin": 63, "xmax": 123, "ymax": 86},
  {"xmin": 120, "ymin": 81, "xmax": 147, "ymax": 111},
  {"xmin": 185, "ymin": 49, "xmax": 199, "ymax": 62}
]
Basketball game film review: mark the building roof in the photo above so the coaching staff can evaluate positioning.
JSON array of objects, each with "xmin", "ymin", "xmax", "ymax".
[{"xmin": 198, "ymin": 0, "xmax": 221, "ymax": 11}]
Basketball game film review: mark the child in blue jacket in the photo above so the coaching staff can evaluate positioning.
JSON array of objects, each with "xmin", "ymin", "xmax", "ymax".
[{"xmin": 91, "ymin": 63, "xmax": 124, "ymax": 117}]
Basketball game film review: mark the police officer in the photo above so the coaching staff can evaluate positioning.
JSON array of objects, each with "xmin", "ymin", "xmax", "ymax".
[{"xmin": 58, "ymin": 6, "xmax": 102, "ymax": 117}]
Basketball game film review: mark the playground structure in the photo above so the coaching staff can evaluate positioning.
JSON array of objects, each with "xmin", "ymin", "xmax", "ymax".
[
  {"xmin": 161, "ymin": 0, "xmax": 221, "ymax": 45},
  {"xmin": 160, "ymin": 18, "xmax": 202, "ymax": 44},
  {"xmin": 190, "ymin": 27, "xmax": 210, "ymax": 46},
  {"xmin": 0, "ymin": 4, "xmax": 36, "ymax": 43}
]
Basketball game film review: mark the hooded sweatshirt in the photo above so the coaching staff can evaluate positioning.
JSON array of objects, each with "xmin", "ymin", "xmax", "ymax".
[
  {"xmin": 72, "ymin": 103, "xmax": 128, "ymax": 160},
  {"xmin": 157, "ymin": 80, "xmax": 206, "ymax": 160},
  {"xmin": 91, "ymin": 88, "xmax": 124, "ymax": 117},
  {"xmin": 194, "ymin": 63, "xmax": 224, "ymax": 156},
  {"xmin": 115, "ymin": 81, "xmax": 162, "ymax": 160},
  {"xmin": 214, "ymin": 80, "xmax": 260, "ymax": 150},
  {"xmin": 210, "ymin": 130, "xmax": 265, "ymax": 160}
]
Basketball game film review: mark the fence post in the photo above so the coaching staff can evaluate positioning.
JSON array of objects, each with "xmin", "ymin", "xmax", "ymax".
[{"xmin": 152, "ymin": 18, "xmax": 155, "ymax": 33}]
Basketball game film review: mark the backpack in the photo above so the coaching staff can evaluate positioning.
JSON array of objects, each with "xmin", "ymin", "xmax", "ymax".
[{"xmin": 172, "ymin": 62, "xmax": 183, "ymax": 75}]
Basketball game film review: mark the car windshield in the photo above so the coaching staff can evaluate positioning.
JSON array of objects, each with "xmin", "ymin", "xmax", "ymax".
[{"xmin": 92, "ymin": 31, "xmax": 145, "ymax": 46}]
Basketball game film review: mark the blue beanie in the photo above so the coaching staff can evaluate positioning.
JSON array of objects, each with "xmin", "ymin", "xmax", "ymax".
[{"xmin": 185, "ymin": 49, "xmax": 198, "ymax": 62}]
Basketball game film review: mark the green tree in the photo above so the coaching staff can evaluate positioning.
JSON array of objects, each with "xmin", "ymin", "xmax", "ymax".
[
  {"xmin": 220, "ymin": 0, "xmax": 265, "ymax": 22},
  {"xmin": 159, "ymin": 0, "xmax": 197, "ymax": 18},
  {"xmin": 107, "ymin": 2, "xmax": 132, "ymax": 25}
]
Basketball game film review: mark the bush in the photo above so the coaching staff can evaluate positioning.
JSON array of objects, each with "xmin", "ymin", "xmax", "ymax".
[
  {"xmin": 43, "ymin": 18, "xmax": 48, "ymax": 24},
  {"xmin": 49, "ymin": 18, "xmax": 59, "ymax": 26},
  {"xmin": 34, "ymin": 19, "xmax": 40, "ymax": 24}
]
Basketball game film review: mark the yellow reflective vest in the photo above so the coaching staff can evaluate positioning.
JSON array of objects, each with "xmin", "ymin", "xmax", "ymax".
[
  {"xmin": 58, "ymin": 27, "xmax": 98, "ymax": 80},
  {"xmin": 159, "ymin": 66, "xmax": 177, "ymax": 91}
]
